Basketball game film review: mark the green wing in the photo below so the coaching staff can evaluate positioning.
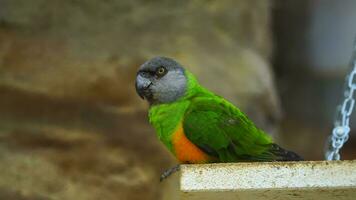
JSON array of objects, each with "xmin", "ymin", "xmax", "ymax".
[{"xmin": 183, "ymin": 94, "xmax": 277, "ymax": 162}]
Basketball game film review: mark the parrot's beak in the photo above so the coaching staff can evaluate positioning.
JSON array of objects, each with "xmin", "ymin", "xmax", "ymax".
[{"xmin": 135, "ymin": 74, "xmax": 152, "ymax": 100}]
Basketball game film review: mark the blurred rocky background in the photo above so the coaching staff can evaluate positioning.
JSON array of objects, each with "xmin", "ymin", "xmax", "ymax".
[{"xmin": 0, "ymin": 0, "xmax": 355, "ymax": 199}]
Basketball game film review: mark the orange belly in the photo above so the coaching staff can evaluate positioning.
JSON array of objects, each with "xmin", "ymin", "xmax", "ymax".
[{"xmin": 172, "ymin": 124, "xmax": 211, "ymax": 163}]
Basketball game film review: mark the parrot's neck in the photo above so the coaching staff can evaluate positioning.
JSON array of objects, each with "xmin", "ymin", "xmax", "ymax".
[
  {"xmin": 148, "ymin": 70, "xmax": 207, "ymax": 152},
  {"xmin": 149, "ymin": 100, "xmax": 190, "ymax": 152},
  {"xmin": 186, "ymin": 70, "xmax": 217, "ymax": 98}
]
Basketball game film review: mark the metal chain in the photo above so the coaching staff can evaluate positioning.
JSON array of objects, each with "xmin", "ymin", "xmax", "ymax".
[{"xmin": 325, "ymin": 37, "xmax": 356, "ymax": 160}]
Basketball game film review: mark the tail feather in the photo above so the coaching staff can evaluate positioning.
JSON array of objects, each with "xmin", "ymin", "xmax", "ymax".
[{"xmin": 270, "ymin": 144, "xmax": 303, "ymax": 161}]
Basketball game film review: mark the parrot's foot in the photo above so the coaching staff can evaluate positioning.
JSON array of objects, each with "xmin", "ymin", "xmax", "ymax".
[{"xmin": 160, "ymin": 165, "xmax": 180, "ymax": 182}]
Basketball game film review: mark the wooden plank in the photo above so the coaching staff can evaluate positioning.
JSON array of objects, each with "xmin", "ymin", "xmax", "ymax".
[{"xmin": 180, "ymin": 160, "xmax": 356, "ymax": 200}]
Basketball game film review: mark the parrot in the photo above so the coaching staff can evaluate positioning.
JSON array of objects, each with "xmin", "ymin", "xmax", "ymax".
[{"xmin": 135, "ymin": 56, "xmax": 303, "ymax": 181}]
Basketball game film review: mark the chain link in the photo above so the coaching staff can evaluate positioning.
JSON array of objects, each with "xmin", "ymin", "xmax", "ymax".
[{"xmin": 325, "ymin": 37, "xmax": 356, "ymax": 160}]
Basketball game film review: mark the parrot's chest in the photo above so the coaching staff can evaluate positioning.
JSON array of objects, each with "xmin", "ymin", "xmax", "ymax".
[
  {"xmin": 149, "ymin": 101, "xmax": 211, "ymax": 163},
  {"xmin": 171, "ymin": 123, "xmax": 211, "ymax": 164}
]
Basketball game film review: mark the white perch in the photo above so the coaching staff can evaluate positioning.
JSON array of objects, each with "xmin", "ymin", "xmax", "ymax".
[{"xmin": 179, "ymin": 160, "xmax": 356, "ymax": 200}]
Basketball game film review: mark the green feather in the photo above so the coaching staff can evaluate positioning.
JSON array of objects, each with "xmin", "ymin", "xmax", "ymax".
[
  {"xmin": 183, "ymin": 93, "xmax": 276, "ymax": 162},
  {"xmin": 149, "ymin": 70, "xmax": 297, "ymax": 162},
  {"xmin": 149, "ymin": 101, "xmax": 189, "ymax": 152}
]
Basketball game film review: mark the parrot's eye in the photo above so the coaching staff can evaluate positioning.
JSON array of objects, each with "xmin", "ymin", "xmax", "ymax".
[{"xmin": 156, "ymin": 66, "xmax": 167, "ymax": 77}]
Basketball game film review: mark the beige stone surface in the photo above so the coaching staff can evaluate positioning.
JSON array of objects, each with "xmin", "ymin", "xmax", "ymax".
[
  {"xmin": 0, "ymin": 0, "xmax": 278, "ymax": 128},
  {"xmin": 0, "ymin": 0, "xmax": 277, "ymax": 199}
]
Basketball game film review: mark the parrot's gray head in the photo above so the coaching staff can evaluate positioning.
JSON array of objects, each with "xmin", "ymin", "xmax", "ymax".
[{"xmin": 135, "ymin": 56, "xmax": 187, "ymax": 105}]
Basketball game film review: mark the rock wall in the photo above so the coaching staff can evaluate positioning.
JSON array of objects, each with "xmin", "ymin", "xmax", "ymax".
[{"xmin": 0, "ymin": 1, "xmax": 276, "ymax": 199}]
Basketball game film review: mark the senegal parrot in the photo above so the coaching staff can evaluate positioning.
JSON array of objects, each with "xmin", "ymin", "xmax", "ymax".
[{"xmin": 135, "ymin": 57, "xmax": 303, "ymax": 180}]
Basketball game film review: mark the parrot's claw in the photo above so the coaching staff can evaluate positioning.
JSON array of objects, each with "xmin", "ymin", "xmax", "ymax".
[{"xmin": 160, "ymin": 165, "xmax": 180, "ymax": 182}]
